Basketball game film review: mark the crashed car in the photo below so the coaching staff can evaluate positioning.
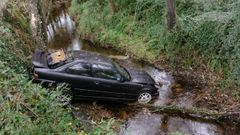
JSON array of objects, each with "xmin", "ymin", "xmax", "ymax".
[{"xmin": 31, "ymin": 49, "xmax": 159, "ymax": 104}]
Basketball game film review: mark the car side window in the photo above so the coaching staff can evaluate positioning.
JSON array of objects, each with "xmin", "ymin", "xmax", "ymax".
[
  {"xmin": 92, "ymin": 64, "xmax": 121, "ymax": 80},
  {"xmin": 66, "ymin": 63, "xmax": 91, "ymax": 76}
]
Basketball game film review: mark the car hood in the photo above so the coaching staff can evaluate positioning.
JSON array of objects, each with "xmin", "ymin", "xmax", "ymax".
[{"xmin": 126, "ymin": 68, "xmax": 155, "ymax": 84}]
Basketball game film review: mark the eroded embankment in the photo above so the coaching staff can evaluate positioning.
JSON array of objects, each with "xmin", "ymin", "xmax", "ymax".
[{"xmin": 0, "ymin": 0, "xmax": 83, "ymax": 134}]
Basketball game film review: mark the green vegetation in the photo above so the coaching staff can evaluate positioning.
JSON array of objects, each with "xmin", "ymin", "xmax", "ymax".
[
  {"xmin": 0, "ymin": 0, "xmax": 117, "ymax": 134},
  {"xmin": 0, "ymin": 21, "xmax": 81, "ymax": 135},
  {"xmin": 0, "ymin": 12, "xmax": 83, "ymax": 134},
  {"xmin": 170, "ymin": 131, "xmax": 183, "ymax": 135},
  {"xmin": 69, "ymin": 0, "xmax": 240, "ymax": 97},
  {"xmin": 2, "ymin": 0, "xmax": 32, "ymax": 34}
]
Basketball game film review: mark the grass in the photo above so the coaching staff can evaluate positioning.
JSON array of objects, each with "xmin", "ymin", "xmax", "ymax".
[
  {"xmin": 0, "ymin": 20, "xmax": 82, "ymax": 134},
  {"xmin": 0, "ymin": 0, "xmax": 118, "ymax": 134},
  {"xmin": 69, "ymin": 0, "xmax": 240, "ymax": 98},
  {"xmin": 170, "ymin": 132, "xmax": 183, "ymax": 135}
]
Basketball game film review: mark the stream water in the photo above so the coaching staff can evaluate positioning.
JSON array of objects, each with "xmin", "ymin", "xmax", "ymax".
[{"xmin": 46, "ymin": 10, "xmax": 225, "ymax": 135}]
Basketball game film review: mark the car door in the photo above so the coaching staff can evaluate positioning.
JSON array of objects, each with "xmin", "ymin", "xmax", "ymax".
[
  {"xmin": 91, "ymin": 63, "xmax": 136, "ymax": 101},
  {"xmin": 62, "ymin": 62, "xmax": 98, "ymax": 99}
]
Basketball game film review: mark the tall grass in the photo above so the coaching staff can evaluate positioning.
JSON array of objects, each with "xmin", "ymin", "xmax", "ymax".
[
  {"xmin": 69, "ymin": 0, "xmax": 240, "ymax": 97},
  {"xmin": 3, "ymin": 0, "xmax": 32, "ymax": 33},
  {"xmin": 0, "ymin": 21, "xmax": 82, "ymax": 134}
]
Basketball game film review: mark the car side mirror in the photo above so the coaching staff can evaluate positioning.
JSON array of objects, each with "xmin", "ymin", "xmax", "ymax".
[
  {"xmin": 119, "ymin": 77, "xmax": 123, "ymax": 82},
  {"xmin": 117, "ymin": 77, "xmax": 125, "ymax": 82},
  {"xmin": 119, "ymin": 77, "xmax": 125, "ymax": 82},
  {"xmin": 116, "ymin": 74, "xmax": 124, "ymax": 82}
]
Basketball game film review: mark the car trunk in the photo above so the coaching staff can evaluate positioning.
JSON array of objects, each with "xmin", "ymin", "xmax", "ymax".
[{"xmin": 33, "ymin": 49, "xmax": 68, "ymax": 68}]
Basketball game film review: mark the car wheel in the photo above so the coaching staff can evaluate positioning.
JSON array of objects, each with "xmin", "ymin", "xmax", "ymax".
[{"xmin": 137, "ymin": 92, "xmax": 152, "ymax": 104}]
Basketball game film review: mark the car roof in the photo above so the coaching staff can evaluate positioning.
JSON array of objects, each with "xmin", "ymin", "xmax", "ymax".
[{"xmin": 69, "ymin": 50, "xmax": 114, "ymax": 66}]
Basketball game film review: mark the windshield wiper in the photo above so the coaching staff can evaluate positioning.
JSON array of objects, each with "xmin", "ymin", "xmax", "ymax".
[{"xmin": 122, "ymin": 67, "xmax": 131, "ymax": 80}]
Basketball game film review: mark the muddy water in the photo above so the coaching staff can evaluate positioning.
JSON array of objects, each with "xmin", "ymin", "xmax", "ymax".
[
  {"xmin": 120, "ymin": 111, "xmax": 223, "ymax": 135},
  {"xmin": 47, "ymin": 11, "xmax": 225, "ymax": 135}
]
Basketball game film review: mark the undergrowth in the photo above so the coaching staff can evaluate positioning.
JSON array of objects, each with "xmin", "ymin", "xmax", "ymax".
[
  {"xmin": 0, "ymin": 0, "xmax": 117, "ymax": 134},
  {"xmin": 69, "ymin": 0, "xmax": 240, "ymax": 98},
  {"xmin": 0, "ymin": 20, "xmax": 82, "ymax": 134}
]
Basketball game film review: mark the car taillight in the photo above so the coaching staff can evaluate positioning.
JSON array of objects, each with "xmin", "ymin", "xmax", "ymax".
[{"xmin": 33, "ymin": 71, "xmax": 39, "ymax": 79}]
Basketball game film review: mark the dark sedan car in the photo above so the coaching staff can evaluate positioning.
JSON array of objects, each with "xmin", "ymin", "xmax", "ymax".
[{"xmin": 31, "ymin": 49, "xmax": 159, "ymax": 104}]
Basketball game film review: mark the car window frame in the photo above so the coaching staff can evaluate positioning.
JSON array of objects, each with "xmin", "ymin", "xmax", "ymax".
[
  {"xmin": 65, "ymin": 62, "xmax": 92, "ymax": 77},
  {"xmin": 91, "ymin": 63, "xmax": 121, "ymax": 81}
]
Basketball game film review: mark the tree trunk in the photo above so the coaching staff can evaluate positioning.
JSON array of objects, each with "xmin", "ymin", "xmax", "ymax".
[
  {"xmin": 166, "ymin": 0, "xmax": 176, "ymax": 30},
  {"xmin": 109, "ymin": 0, "xmax": 117, "ymax": 14}
]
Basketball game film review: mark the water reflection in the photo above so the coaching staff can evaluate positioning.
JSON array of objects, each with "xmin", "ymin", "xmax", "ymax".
[
  {"xmin": 120, "ymin": 110, "xmax": 224, "ymax": 135},
  {"xmin": 143, "ymin": 66, "xmax": 174, "ymax": 106},
  {"xmin": 47, "ymin": 11, "xmax": 81, "ymax": 51}
]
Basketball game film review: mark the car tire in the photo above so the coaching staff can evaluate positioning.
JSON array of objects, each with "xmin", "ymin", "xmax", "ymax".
[{"xmin": 137, "ymin": 91, "xmax": 152, "ymax": 104}]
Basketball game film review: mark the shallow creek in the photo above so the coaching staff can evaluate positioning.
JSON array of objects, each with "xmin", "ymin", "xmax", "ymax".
[{"xmin": 46, "ymin": 10, "xmax": 225, "ymax": 135}]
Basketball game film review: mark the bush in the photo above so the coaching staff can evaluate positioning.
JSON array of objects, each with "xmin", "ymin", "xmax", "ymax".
[{"xmin": 0, "ymin": 20, "xmax": 83, "ymax": 134}]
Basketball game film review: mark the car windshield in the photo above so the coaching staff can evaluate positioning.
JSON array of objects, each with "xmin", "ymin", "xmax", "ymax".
[{"xmin": 113, "ymin": 62, "xmax": 131, "ymax": 80}]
